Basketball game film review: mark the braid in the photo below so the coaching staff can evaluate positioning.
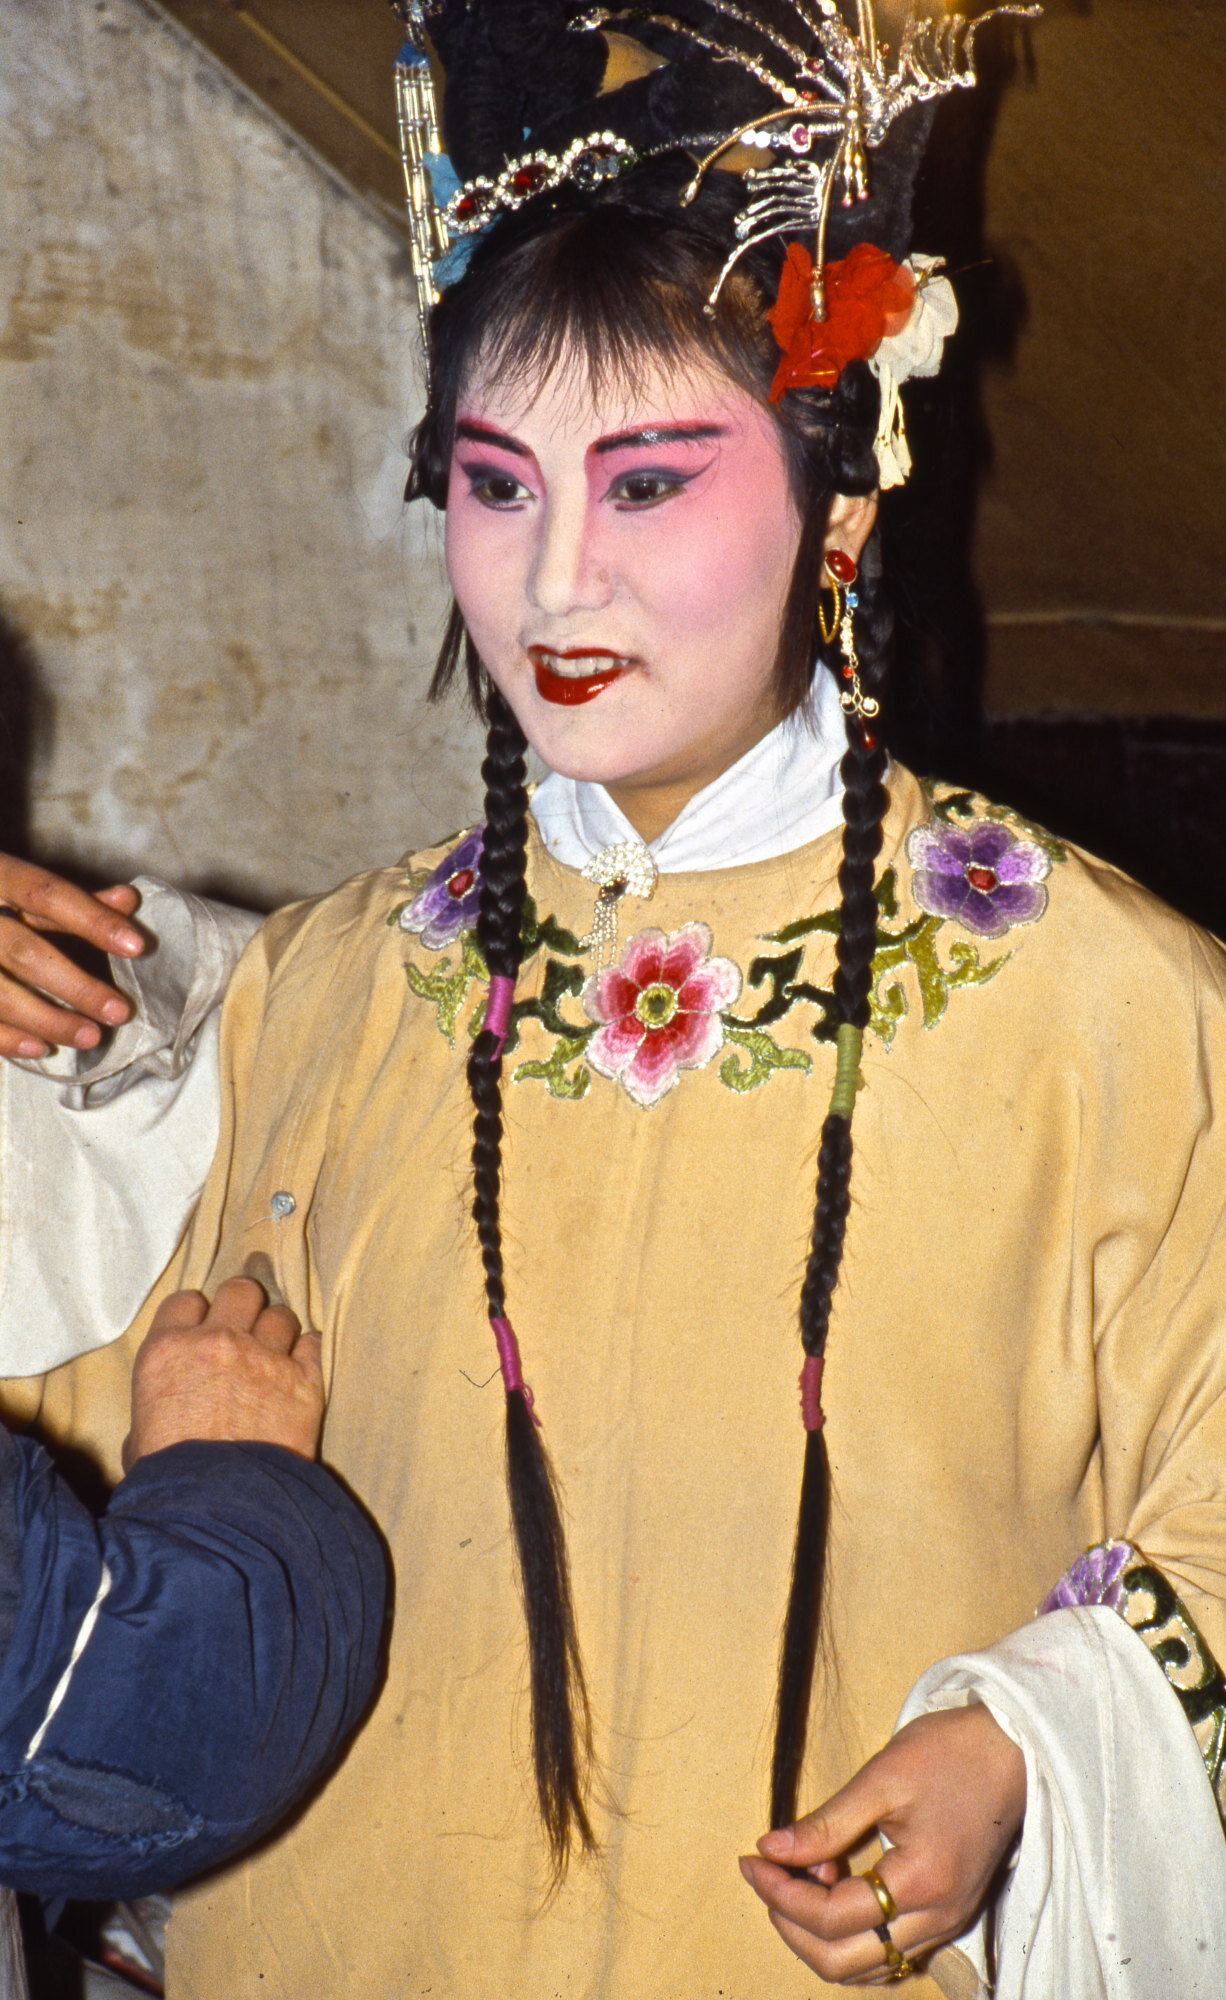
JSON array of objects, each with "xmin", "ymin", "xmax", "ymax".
[
  {"xmin": 771, "ymin": 529, "xmax": 891, "ymax": 1830},
  {"xmin": 466, "ymin": 684, "xmax": 596, "ymax": 1874},
  {"xmin": 468, "ymin": 690, "xmax": 528, "ymax": 1310}
]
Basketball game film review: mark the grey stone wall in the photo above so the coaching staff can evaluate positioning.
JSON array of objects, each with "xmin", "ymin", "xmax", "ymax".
[{"xmin": 1, "ymin": 0, "xmax": 484, "ymax": 909}]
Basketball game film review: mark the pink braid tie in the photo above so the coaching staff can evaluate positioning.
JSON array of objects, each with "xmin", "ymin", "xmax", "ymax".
[
  {"xmin": 799, "ymin": 1354, "xmax": 826, "ymax": 1432},
  {"xmin": 485, "ymin": 975, "xmax": 516, "ymax": 1059},
  {"xmin": 491, "ymin": 1315, "xmax": 540, "ymax": 1424}
]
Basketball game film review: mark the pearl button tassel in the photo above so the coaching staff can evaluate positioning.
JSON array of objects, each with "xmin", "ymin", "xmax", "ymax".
[{"xmin": 580, "ymin": 839, "xmax": 659, "ymax": 968}]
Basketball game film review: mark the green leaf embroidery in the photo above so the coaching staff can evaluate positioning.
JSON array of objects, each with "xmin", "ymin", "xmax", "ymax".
[
  {"xmin": 762, "ymin": 866, "xmax": 900, "ymax": 949},
  {"xmin": 718, "ymin": 1021, "xmax": 812, "ymax": 1092},
  {"xmin": 520, "ymin": 894, "xmax": 585, "ymax": 962},
  {"xmin": 397, "ymin": 803, "xmax": 1034, "ymax": 1098},
  {"xmin": 512, "ymin": 1034, "xmax": 593, "ymax": 1099},
  {"xmin": 511, "ymin": 959, "xmax": 593, "ymax": 1044},
  {"xmin": 761, "ymin": 907, "xmax": 842, "ymax": 948},
  {"xmin": 403, "ymin": 929, "xmax": 488, "ymax": 1044},
  {"xmin": 737, "ymin": 945, "xmax": 820, "ymax": 1023},
  {"xmin": 869, "ymin": 915, "xmax": 1008, "ymax": 1045}
]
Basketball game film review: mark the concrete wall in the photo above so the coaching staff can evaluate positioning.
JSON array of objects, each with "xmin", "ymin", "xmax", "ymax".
[{"xmin": 1, "ymin": 0, "xmax": 483, "ymax": 909}]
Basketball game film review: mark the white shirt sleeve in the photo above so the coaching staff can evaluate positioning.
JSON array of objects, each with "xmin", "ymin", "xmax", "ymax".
[
  {"xmin": 901, "ymin": 1608, "xmax": 1226, "ymax": 2000},
  {"xmin": 0, "ymin": 878, "xmax": 261, "ymax": 1377}
]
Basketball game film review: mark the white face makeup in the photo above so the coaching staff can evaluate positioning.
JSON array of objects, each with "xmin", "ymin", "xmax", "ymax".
[{"xmin": 444, "ymin": 352, "xmax": 804, "ymax": 839}]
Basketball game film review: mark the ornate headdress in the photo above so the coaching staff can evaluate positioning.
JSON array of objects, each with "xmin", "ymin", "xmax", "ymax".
[{"xmin": 392, "ymin": 0, "xmax": 1035, "ymax": 482}]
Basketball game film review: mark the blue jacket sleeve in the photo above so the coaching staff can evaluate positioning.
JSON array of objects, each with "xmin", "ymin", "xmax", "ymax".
[{"xmin": 0, "ymin": 1429, "xmax": 387, "ymax": 1897}]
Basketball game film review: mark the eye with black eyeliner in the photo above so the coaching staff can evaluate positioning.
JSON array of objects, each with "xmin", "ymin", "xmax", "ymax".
[
  {"xmin": 607, "ymin": 464, "xmax": 708, "ymax": 508},
  {"xmin": 455, "ymin": 461, "xmax": 532, "ymax": 508}
]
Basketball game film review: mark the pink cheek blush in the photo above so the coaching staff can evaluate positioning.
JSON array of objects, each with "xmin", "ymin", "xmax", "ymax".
[
  {"xmin": 611, "ymin": 422, "xmax": 798, "ymax": 644},
  {"xmin": 443, "ymin": 468, "xmax": 517, "ymax": 622}
]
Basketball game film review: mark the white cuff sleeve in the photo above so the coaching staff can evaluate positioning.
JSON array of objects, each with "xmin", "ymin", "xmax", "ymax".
[{"xmin": 900, "ymin": 1607, "xmax": 1226, "ymax": 1999}]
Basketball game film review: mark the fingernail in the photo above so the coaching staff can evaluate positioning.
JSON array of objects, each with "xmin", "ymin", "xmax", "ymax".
[
  {"xmin": 114, "ymin": 930, "xmax": 143, "ymax": 954},
  {"xmin": 17, "ymin": 1037, "xmax": 46, "ymax": 1058},
  {"xmin": 73, "ymin": 1022, "xmax": 102, "ymax": 1048},
  {"xmin": 101, "ymin": 998, "xmax": 128, "ymax": 1024},
  {"xmin": 758, "ymin": 1828, "xmax": 791, "ymax": 1857},
  {"xmin": 738, "ymin": 1857, "xmax": 755, "ymax": 1884}
]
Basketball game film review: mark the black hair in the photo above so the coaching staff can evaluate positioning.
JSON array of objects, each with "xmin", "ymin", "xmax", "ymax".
[
  {"xmin": 466, "ymin": 688, "xmax": 596, "ymax": 1871},
  {"xmin": 405, "ymin": 166, "xmax": 892, "ymax": 1860},
  {"xmin": 772, "ymin": 530, "xmax": 890, "ymax": 1828}
]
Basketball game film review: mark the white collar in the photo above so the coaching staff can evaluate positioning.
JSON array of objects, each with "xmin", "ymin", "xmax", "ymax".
[{"xmin": 531, "ymin": 666, "xmax": 847, "ymax": 874}]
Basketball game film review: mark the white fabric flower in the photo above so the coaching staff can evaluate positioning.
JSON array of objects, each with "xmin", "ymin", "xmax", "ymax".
[
  {"xmin": 875, "ymin": 254, "xmax": 959, "ymax": 381},
  {"xmin": 868, "ymin": 255, "xmax": 959, "ymax": 486}
]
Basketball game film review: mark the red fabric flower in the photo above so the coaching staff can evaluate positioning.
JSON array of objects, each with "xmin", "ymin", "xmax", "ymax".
[{"xmin": 767, "ymin": 240, "xmax": 915, "ymax": 400}]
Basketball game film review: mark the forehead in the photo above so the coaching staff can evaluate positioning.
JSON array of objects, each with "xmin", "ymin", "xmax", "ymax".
[{"xmin": 457, "ymin": 342, "xmax": 775, "ymax": 450}]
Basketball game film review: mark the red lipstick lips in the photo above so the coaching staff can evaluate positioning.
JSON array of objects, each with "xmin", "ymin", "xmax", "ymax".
[{"xmin": 529, "ymin": 646, "xmax": 627, "ymax": 707}]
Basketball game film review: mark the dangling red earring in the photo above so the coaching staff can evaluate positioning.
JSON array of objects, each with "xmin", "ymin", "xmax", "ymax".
[{"xmin": 821, "ymin": 550, "xmax": 878, "ymax": 727}]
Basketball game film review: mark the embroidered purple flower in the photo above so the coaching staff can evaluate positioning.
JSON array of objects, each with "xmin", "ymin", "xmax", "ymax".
[
  {"xmin": 906, "ymin": 817, "xmax": 1051, "ymax": 939},
  {"xmin": 1039, "ymin": 1539, "xmax": 1134, "ymax": 1616},
  {"xmin": 399, "ymin": 827, "xmax": 484, "ymax": 949},
  {"xmin": 582, "ymin": 922, "xmax": 743, "ymax": 1109}
]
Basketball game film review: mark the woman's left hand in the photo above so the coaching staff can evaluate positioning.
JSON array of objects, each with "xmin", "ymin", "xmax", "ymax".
[{"xmin": 739, "ymin": 1703, "xmax": 1026, "ymax": 1985}]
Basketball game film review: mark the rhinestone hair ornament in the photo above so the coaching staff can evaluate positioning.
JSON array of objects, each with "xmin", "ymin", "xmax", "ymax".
[
  {"xmin": 390, "ymin": 2, "xmax": 1037, "ymax": 477},
  {"xmin": 578, "ymin": 1, "xmax": 1039, "ymax": 316}
]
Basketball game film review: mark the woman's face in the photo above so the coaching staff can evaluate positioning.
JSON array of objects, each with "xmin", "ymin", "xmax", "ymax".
[{"xmin": 444, "ymin": 347, "xmax": 803, "ymax": 837}]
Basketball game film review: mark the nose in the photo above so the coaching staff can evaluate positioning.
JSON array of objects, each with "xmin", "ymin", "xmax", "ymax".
[{"xmin": 527, "ymin": 492, "xmax": 612, "ymax": 618}]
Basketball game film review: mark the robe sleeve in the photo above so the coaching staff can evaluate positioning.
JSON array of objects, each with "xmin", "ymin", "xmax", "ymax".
[
  {"xmin": 1085, "ymin": 922, "xmax": 1226, "ymax": 1665},
  {"xmin": 0, "ymin": 881, "xmax": 261, "ymax": 1378},
  {"xmin": 1, "ymin": 898, "xmax": 290, "ymax": 1465},
  {"xmin": 0, "ymin": 1424, "xmax": 386, "ymax": 1898}
]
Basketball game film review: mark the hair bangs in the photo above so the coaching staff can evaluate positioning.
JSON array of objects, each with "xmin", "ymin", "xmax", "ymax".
[{"xmin": 458, "ymin": 206, "xmax": 772, "ymax": 416}]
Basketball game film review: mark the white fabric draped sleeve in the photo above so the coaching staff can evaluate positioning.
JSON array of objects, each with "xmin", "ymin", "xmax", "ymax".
[
  {"xmin": 902, "ymin": 1609, "xmax": 1226, "ymax": 2000},
  {"xmin": 0, "ymin": 878, "xmax": 260, "ymax": 1377}
]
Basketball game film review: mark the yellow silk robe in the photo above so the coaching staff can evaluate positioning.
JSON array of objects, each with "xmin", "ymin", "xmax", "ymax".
[{"xmin": 14, "ymin": 768, "xmax": 1226, "ymax": 1998}]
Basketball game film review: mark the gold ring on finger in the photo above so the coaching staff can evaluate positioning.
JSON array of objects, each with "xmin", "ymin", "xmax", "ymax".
[
  {"xmin": 874, "ymin": 1920, "xmax": 916, "ymax": 1980},
  {"xmin": 859, "ymin": 1866, "xmax": 898, "ymax": 1924}
]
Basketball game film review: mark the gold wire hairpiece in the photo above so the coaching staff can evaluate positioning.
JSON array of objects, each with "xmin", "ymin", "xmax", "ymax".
[{"xmin": 576, "ymin": 2, "xmax": 1038, "ymax": 318}]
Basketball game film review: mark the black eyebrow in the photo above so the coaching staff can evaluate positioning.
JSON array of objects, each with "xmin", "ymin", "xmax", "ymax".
[
  {"xmin": 593, "ymin": 423, "xmax": 726, "ymax": 455},
  {"xmin": 454, "ymin": 420, "xmax": 532, "ymax": 458}
]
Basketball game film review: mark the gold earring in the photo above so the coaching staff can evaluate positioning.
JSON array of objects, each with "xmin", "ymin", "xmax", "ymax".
[
  {"xmin": 818, "ymin": 582, "xmax": 841, "ymax": 648},
  {"xmin": 822, "ymin": 551, "xmax": 879, "ymax": 726}
]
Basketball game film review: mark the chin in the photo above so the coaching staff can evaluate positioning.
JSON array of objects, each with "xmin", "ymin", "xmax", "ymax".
[
  {"xmin": 492, "ymin": 681, "xmax": 646, "ymax": 784},
  {"xmin": 529, "ymin": 732, "xmax": 655, "ymax": 788}
]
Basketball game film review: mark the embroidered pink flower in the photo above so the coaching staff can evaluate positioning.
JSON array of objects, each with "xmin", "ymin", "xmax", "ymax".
[{"xmin": 582, "ymin": 922, "xmax": 743, "ymax": 1108}]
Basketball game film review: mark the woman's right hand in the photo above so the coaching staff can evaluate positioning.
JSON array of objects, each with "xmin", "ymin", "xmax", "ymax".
[{"xmin": 0, "ymin": 855, "xmax": 147, "ymax": 1058}]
